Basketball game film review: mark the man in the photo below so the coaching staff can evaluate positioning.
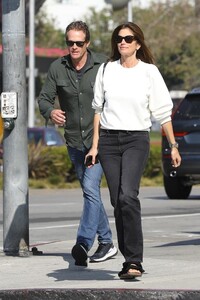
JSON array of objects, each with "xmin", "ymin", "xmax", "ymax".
[{"xmin": 38, "ymin": 21, "xmax": 117, "ymax": 266}]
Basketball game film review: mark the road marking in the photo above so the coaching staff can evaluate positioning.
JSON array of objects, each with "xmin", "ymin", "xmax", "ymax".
[
  {"xmin": 27, "ymin": 213, "xmax": 200, "ymax": 230},
  {"xmin": 29, "ymin": 203, "xmax": 74, "ymax": 207},
  {"xmin": 30, "ymin": 224, "xmax": 79, "ymax": 230},
  {"xmin": 29, "ymin": 220, "xmax": 115, "ymax": 231},
  {"xmin": 0, "ymin": 213, "xmax": 200, "ymax": 232},
  {"xmin": 142, "ymin": 213, "xmax": 200, "ymax": 220}
]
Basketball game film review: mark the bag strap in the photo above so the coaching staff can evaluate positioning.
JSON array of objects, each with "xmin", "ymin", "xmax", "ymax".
[
  {"xmin": 102, "ymin": 62, "xmax": 108, "ymax": 109},
  {"xmin": 102, "ymin": 61, "xmax": 108, "ymax": 77}
]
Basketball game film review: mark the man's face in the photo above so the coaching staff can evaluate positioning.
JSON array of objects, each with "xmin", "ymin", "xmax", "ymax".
[{"xmin": 66, "ymin": 30, "xmax": 90, "ymax": 61}]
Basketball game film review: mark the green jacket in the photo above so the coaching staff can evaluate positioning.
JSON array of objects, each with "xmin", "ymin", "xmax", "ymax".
[{"xmin": 38, "ymin": 49, "xmax": 107, "ymax": 150}]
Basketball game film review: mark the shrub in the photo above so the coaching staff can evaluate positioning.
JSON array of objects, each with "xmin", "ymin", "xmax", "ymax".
[
  {"xmin": 28, "ymin": 143, "xmax": 73, "ymax": 180},
  {"xmin": 0, "ymin": 141, "xmax": 163, "ymax": 189},
  {"xmin": 143, "ymin": 143, "xmax": 162, "ymax": 178}
]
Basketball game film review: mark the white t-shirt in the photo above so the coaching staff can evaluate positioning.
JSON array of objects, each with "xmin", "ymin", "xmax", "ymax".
[{"xmin": 92, "ymin": 60, "xmax": 173, "ymax": 131}]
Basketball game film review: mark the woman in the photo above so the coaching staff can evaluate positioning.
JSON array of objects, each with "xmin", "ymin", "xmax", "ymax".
[{"xmin": 86, "ymin": 22, "xmax": 181, "ymax": 279}]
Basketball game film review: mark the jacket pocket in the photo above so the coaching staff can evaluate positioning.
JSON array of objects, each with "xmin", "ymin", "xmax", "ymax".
[{"xmin": 57, "ymin": 80, "xmax": 71, "ymax": 87}]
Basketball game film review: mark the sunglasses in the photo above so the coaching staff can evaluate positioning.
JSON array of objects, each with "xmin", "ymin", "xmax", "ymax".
[
  {"xmin": 66, "ymin": 40, "xmax": 86, "ymax": 47},
  {"xmin": 116, "ymin": 35, "xmax": 136, "ymax": 44}
]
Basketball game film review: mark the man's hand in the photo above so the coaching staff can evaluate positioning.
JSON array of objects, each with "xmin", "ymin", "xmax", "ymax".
[{"xmin": 50, "ymin": 109, "xmax": 66, "ymax": 126}]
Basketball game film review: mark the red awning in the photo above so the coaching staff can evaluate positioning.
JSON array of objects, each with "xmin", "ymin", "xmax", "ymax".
[{"xmin": 0, "ymin": 45, "xmax": 68, "ymax": 58}]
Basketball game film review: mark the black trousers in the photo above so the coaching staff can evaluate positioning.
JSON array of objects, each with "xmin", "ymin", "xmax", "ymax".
[{"xmin": 98, "ymin": 129, "xmax": 150, "ymax": 263}]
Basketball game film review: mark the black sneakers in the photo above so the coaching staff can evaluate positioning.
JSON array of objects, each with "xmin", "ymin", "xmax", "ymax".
[
  {"xmin": 71, "ymin": 243, "xmax": 88, "ymax": 266},
  {"xmin": 90, "ymin": 243, "xmax": 118, "ymax": 263},
  {"xmin": 71, "ymin": 242, "xmax": 118, "ymax": 265}
]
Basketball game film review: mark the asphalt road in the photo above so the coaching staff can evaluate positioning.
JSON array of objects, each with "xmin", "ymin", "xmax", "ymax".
[
  {"xmin": 0, "ymin": 186, "xmax": 200, "ymax": 295},
  {"xmin": 1, "ymin": 186, "xmax": 200, "ymax": 249}
]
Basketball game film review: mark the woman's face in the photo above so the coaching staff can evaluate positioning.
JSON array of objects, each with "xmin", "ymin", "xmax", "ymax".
[{"xmin": 117, "ymin": 28, "xmax": 140, "ymax": 58}]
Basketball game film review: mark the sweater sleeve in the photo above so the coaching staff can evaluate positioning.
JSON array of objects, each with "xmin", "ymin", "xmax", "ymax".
[
  {"xmin": 92, "ymin": 63, "xmax": 105, "ymax": 114},
  {"xmin": 148, "ymin": 65, "xmax": 173, "ymax": 125}
]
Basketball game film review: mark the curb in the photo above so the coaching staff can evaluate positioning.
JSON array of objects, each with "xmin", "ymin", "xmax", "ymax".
[{"xmin": 0, "ymin": 289, "xmax": 200, "ymax": 300}]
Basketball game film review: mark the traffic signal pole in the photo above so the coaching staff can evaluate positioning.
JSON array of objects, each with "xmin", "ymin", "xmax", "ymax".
[
  {"xmin": 105, "ymin": 0, "xmax": 132, "ymax": 21},
  {"xmin": 1, "ymin": 0, "xmax": 29, "ymax": 255},
  {"xmin": 28, "ymin": 0, "xmax": 35, "ymax": 128}
]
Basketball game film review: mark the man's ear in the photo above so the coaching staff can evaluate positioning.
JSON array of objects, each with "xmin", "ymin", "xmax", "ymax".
[{"xmin": 86, "ymin": 41, "xmax": 90, "ymax": 48}]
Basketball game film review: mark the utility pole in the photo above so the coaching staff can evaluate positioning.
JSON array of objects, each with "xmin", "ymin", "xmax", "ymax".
[
  {"xmin": 1, "ymin": 0, "xmax": 29, "ymax": 256},
  {"xmin": 127, "ymin": 0, "xmax": 132, "ymax": 22},
  {"xmin": 195, "ymin": 0, "xmax": 200, "ymax": 30},
  {"xmin": 28, "ymin": 0, "xmax": 35, "ymax": 128},
  {"xmin": 105, "ymin": 0, "xmax": 132, "ymax": 21}
]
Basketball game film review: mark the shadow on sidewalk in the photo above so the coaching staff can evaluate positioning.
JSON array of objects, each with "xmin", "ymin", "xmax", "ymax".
[{"xmin": 44, "ymin": 253, "xmax": 140, "ymax": 283}]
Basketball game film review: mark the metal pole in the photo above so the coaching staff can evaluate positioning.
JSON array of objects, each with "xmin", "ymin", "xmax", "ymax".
[
  {"xmin": 128, "ymin": 0, "xmax": 132, "ymax": 22},
  {"xmin": 28, "ymin": 0, "xmax": 35, "ymax": 127},
  {"xmin": 2, "ymin": 0, "xmax": 29, "ymax": 256}
]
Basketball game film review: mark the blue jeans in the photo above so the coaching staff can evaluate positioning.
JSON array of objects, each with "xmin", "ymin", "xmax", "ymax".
[
  {"xmin": 98, "ymin": 130, "xmax": 150, "ymax": 263},
  {"xmin": 67, "ymin": 146, "xmax": 112, "ymax": 250}
]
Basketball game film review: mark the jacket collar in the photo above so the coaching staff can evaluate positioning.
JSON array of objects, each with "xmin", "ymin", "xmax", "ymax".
[{"xmin": 61, "ymin": 49, "xmax": 102, "ymax": 68}]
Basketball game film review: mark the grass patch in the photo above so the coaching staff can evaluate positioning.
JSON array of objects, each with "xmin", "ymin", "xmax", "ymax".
[
  {"xmin": 0, "ymin": 173, "xmax": 163, "ymax": 190},
  {"xmin": 28, "ymin": 178, "xmax": 81, "ymax": 189}
]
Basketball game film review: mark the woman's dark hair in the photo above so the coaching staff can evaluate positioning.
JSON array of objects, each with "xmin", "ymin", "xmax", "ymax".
[
  {"xmin": 65, "ymin": 21, "xmax": 90, "ymax": 42},
  {"xmin": 110, "ymin": 22, "xmax": 154, "ymax": 64}
]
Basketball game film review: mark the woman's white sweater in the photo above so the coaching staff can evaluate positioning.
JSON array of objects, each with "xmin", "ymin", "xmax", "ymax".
[{"xmin": 92, "ymin": 60, "xmax": 173, "ymax": 131}]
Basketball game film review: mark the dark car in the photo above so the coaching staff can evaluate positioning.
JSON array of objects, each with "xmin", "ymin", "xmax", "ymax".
[
  {"xmin": 28, "ymin": 127, "xmax": 65, "ymax": 146},
  {"xmin": 162, "ymin": 87, "xmax": 200, "ymax": 199}
]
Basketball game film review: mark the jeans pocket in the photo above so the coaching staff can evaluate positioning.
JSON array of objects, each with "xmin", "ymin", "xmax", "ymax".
[{"xmin": 99, "ymin": 131, "xmax": 108, "ymax": 137}]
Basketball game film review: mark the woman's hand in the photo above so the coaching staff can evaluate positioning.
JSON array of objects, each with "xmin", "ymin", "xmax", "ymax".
[
  {"xmin": 171, "ymin": 148, "xmax": 181, "ymax": 168},
  {"xmin": 85, "ymin": 148, "xmax": 99, "ymax": 168},
  {"xmin": 161, "ymin": 121, "xmax": 181, "ymax": 168}
]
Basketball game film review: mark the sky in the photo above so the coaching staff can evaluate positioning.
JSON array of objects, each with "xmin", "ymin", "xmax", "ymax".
[{"xmin": 42, "ymin": 0, "xmax": 164, "ymax": 30}]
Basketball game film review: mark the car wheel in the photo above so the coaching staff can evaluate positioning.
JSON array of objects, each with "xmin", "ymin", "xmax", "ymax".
[{"xmin": 163, "ymin": 175, "xmax": 192, "ymax": 199}]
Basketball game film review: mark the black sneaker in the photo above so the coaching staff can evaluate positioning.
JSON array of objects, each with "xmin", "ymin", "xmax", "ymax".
[
  {"xmin": 71, "ymin": 243, "xmax": 88, "ymax": 266},
  {"xmin": 90, "ymin": 243, "xmax": 118, "ymax": 263}
]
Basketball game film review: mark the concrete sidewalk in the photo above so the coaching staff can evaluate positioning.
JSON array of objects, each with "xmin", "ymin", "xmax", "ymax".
[{"xmin": 1, "ymin": 239, "xmax": 200, "ymax": 299}]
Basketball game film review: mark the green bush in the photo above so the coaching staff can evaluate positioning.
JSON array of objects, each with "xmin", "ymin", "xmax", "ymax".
[
  {"xmin": 143, "ymin": 143, "xmax": 162, "ymax": 178},
  {"xmin": 19, "ymin": 143, "xmax": 163, "ymax": 181},
  {"xmin": 28, "ymin": 143, "xmax": 73, "ymax": 180},
  {"xmin": 0, "ymin": 141, "xmax": 163, "ymax": 189}
]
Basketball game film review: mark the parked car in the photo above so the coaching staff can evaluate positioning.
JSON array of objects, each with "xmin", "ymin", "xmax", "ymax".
[
  {"xmin": 0, "ymin": 127, "xmax": 65, "ymax": 159},
  {"xmin": 162, "ymin": 87, "xmax": 200, "ymax": 199},
  {"xmin": 28, "ymin": 127, "xmax": 65, "ymax": 146}
]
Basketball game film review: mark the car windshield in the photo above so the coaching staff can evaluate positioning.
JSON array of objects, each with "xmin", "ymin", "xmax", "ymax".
[
  {"xmin": 28, "ymin": 128, "xmax": 64, "ymax": 146},
  {"xmin": 173, "ymin": 94, "xmax": 200, "ymax": 120},
  {"xmin": 45, "ymin": 130, "xmax": 63, "ymax": 146},
  {"xmin": 28, "ymin": 131, "xmax": 43, "ymax": 144}
]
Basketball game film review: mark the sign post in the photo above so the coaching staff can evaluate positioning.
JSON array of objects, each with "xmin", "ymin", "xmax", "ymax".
[{"xmin": 1, "ymin": 0, "xmax": 29, "ymax": 256}]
